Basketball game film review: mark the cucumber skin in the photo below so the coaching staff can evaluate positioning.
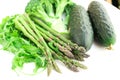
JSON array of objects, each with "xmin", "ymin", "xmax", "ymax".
[
  {"xmin": 88, "ymin": 1, "xmax": 116, "ymax": 47},
  {"xmin": 68, "ymin": 5, "xmax": 94, "ymax": 51}
]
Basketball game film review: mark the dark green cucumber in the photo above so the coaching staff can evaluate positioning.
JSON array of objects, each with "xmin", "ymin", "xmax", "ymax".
[
  {"xmin": 88, "ymin": 1, "xmax": 116, "ymax": 47},
  {"xmin": 68, "ymin": 5, "xmax": 93, "ymax": 51}
]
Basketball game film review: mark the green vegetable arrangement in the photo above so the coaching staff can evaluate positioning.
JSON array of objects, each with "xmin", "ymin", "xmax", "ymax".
[
  {"xmin": 0, "ymin": 0, "xmax": 89, "ymax": 76},
  {"xmin": 0, "ymin": 0, "xmax": 116, "ymax": 76}
]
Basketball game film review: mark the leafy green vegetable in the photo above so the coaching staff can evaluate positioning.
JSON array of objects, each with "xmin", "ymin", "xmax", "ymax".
[{"xmin": 0, "ymin": 16, "xmax": 47, "ymax": 73}]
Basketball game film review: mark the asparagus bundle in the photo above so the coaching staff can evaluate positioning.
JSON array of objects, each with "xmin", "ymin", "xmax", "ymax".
[{"xmin": 13, "ymin": 14, "xmax": 88, "ymax": 75}]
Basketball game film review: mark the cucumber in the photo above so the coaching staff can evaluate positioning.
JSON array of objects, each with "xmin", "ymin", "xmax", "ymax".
[
  {"xmin": 68, "ymin": 4, "xmax": 93, "ymax": 51},
  {"xmin": 88, "ymin": 1, "xmax": 116, "ymax": 47}
]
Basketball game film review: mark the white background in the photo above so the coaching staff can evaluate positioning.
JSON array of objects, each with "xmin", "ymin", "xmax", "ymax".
[{"xmin": 0, "ymin": 0, "xmax": 120, "ymax": 80}]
